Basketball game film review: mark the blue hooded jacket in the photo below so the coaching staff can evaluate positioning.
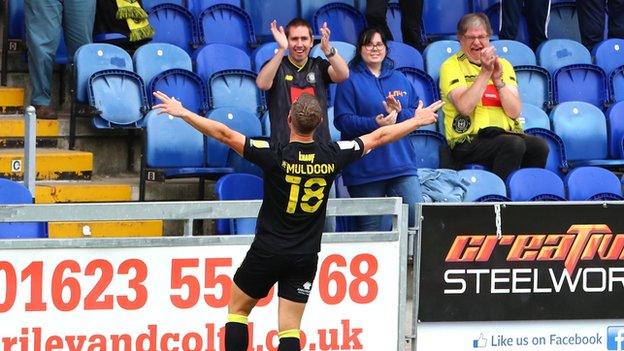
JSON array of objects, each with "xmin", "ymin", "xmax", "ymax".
[{"xmin": 334, "ymin": 59, "xmax": 421, "ymax": 186}]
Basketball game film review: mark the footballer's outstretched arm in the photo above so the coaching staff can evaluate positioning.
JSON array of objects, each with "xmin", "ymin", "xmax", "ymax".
[
  {"xmin": 359, "ymin": 100, "xmax": 444, "ymax": 154},
  {"xmin": 152, "ymin": 91, "xmax": 246, "ymax": 155}
]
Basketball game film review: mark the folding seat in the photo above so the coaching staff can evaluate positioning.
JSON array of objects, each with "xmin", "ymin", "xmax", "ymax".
[
  {"xmin": 458, "ymin": 169, "xmax": 509, "ymax": 202},
  {"xmin": 423, "ymin": 40, "xmax": 460, "ymax": 83},
  {"xmin": 242, "ymin": 0, "xmax": 298, "ymax": 41},
  {"xmin": 593, "ymin": 38, "xmax": 624, "ymax": 76},
  {"xmin": 312, "ymin": 3, "xmax": 366, "ymax": 45},
  {"xmin": 524, "ymin": 128, "xmax": 568, "ymax": 177},
  {"xmin": 565, "ymin": 166, "xmax": 624, "ymax": 200},
  {"xmin": 74, "ymin": 43, "xmax": 148, "ymax": 129},
  {"xmin": 305, "ymin": 0, "xmax": 357, "ymax": 24},
  {"xmin": 472, "ymin": 0, "xmax": 498, "ymax": 12},
  {"xmin": 423, "ymin": 0, "xmax": 471, "ymax": 39},
  {"xmin": 521, "ymin": 103, "xmax": 550, "ymax": 130},
  {"xmin": 491, "ymin": 40, "xmax": 536, "ymax": 66},
  {"xmin": 606, "ymin": 101, "xmax": 624, "ymax": 158},
  {"xmin": 506, "ymin": 168, "xmax": 566, "ymax": 201},
  {"xmin": 206, "ymin": 107, "xmax": 263, "ymax": 176},
  {"xmin": 0, "ymin": 179, "xmax": 47, "ymax": 238},
  {"xmin": 551, "ymin": 101, "xmax": 624, "ymax": 167},
  {"xmin": 142, "ymin": 0, "xmax": 185, "ymax": 12},
  {"xmin": 611, "ymin": 66, "xmax": 624, "ymax": 103},
  {"xmin": 387, "ymin": 41, "xmax": 424, "ymax": 70},
  {"xmin": 334, "ymin": 173, "xmax": 356, "ymax": 232},
  {"xmin": 199, "ymin": 4, "xmax": 256, "ymax": 54},
  {"xmin": 485, "ymin": 2, "xmax": 529, "ymax": 45},
  {"xmin": 514, "ymin": 65, "xmax": 552, "ymax": 110},
  {"xmin": 148, "ymin": 4, "xmax": 198, "ymax": 54},
  {"xmin": 386, "ymin": 2, "xmax": 403, "ymax": 42},
  {"xmin": 252, "ymin": 42, "xmax": 285, "ymax": 73},
  {"xmin": 398, "ymin": 67, "xmax": 440, "ymax": 132},
  {"xmin": 7, "ymin": 0, "xmax": 24, "ymax": 40},
  {"xmin": 194, "ymin": 44, "xmax": 252, "ymax": 83},
  {"xmin": 547, "ymin": 2, "xmax": 582, "ymax": 42},
  {"xmin": 408, "ymin": 131, "xmax": 447, "ymax": 168},
  {"xmin": 326, "ymin": 106, "xmax": 342, "ymax": 141},
  {"xmin": 208, "ymin": 69, "xmax": 264, "ymax": 116},
  {"xmin": 310, "ymin": 41, "xmax": 356, "ymax": 106},
  {"xmin": 149, "ymin": 69, "xmax": 208, "ymax": 114},
  {"xmin": 133, "ymin": 43, "xmax": 193, "ymax": 88},
  {"xmin": 552, "ymin": 64, "xmax": 609, "ymax": 109},
  {"xmin": 536, "ymin": 39, "xmax": 592, "ymax": 75},
  {"xmin": 188, "ymin": 0, "xmax": 240, "ymax": 18},
  {"xmin": 215, "ymin": 173, "xmax": 263, "ymax": 235}
]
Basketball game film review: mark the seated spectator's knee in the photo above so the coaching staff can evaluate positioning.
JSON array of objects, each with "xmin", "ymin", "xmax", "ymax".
[{"xmin": 499, "ymin": 135, "xmax": 526, "ymax": 157}]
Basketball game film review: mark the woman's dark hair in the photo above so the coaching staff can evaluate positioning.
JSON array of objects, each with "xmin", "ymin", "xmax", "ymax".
[{"xmin": 349, "ymin": 27, "xmax": 393, "ymax": 69}]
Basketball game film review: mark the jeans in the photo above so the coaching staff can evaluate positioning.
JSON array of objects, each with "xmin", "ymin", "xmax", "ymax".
[{"xmin": 347, "ymin": 175, "xmax": 422, "ymax": 231}]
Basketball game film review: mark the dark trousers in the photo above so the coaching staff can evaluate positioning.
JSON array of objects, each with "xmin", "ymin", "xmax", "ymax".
[
  {"xmin": 577, "ymin": 0, "xmax": 624, "ymax": 50},
  {"xmin": 500, "ymin": 0, "xmax": 550, "ymax": 50},
  {"xmin": 452, "ymin": 133, "xmax": 549, "ymax": 181},
  {"xmin": 365, "ymin": 0, "xmax": 425, "ymax": 51}
]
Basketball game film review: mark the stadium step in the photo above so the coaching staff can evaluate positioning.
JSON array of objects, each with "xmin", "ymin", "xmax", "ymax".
[
  {"xmin": 0, "ymin": 115, "xmax": 60, "ymax": 147},
  {"xmin": 0, "ymin": 87, "xmax": 24, "ymax": 113},
  {"xmin": 0, "ymin": 148, "xmax": 92, "ymax": 180},
  {"xmin": 35, "ymin": 181, "xmax": 163, "ymax": 238}
]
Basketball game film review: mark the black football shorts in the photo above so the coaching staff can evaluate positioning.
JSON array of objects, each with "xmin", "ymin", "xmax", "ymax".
[{"xmin": 233, "ymin": 246, "xmax": 319, "ymax": 303}]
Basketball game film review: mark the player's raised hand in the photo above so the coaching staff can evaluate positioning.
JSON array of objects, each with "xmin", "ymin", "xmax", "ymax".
[
  {"xmin": 152, "ymin": 91, "xmax": 191, "ymax": 119},
  {"xmin": 270, "ymin": 20, "xmax": 288, "ymax": 50},
  {"xmin": 414, "ymin": 100, "xmax": 444, "ymax": 126}
]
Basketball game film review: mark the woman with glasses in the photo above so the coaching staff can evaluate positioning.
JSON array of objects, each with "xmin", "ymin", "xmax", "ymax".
[
  {"xmin": 334, "ymin": 27, "xmax": 441, "ymax": 231},
  {"xmin": 439, "ymin": 13, "xmax": 548, "ymax": 181}
]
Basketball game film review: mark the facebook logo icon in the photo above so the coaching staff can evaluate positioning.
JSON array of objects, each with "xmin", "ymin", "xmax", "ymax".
[{"xmin": 607, "ymin": 326, "xmax": 624, "ymax": 350}]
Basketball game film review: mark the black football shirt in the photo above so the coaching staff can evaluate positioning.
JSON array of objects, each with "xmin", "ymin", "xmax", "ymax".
[{"xmin": 243, "ymin": 137, "xmax": 364, "ymax": 254}]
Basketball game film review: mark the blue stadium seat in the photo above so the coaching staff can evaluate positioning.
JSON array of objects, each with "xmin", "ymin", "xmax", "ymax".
[
  {"xmin": 215, "ymin": 173, "xmax": 263, "ymax": 235},
  {"xmin": 326, "ymin": 106, "xmax": 342, "ymax": 141},
  {"xmin": 208, "ymin": 69, "xmax": 264, "ymax": 116},
  {"xmin": 0, "ymin": 179, "xmax": 47, "ymax": 239},
  {"xmin": 260, "ymin": 110, "xmax": 271, "ymax": 137},
  {"xmin": 551, "ymin": 101, "xmax": 624, "ymax": 168},
  {"xmin": 606, "ymin": 101, "xmax": 624, "ymax": 158},
  {"xmin": 610, "ymin": 66, "xmax": 624, "ymax": 103},
  {"xmin": 242, "ymin": 0, "xmax": 298, "ymax": 41},
  {"xmin": 593, "ymin": 38, "xmax": 624, "ymax": 76},
  {"xmin": 536, "ymin": 39, "xmax": 592, "ymax": 74},
  {"xmin": 149, "ymin": 69, "xmax": 208, "ymax": 115},
  {"xmin": 140, "ymin": 109, "xmax": 233, "ymax": 200},
  {"xmin": 506, "ymin": 168, "xmax": 566, "ymax": 201},
  {"xmin": 304, "ymin": 0, "xmax": 357, "ymax": 24},
  {"xmin": 553, "ymin": 64, "xmax": 609, "ymax": 109},
  {"xmin": 386, "ymin": 2, "xmax": 403, "ymax": 42},
  {"xmin": 409, "ymin": 131, "xmax": 447, "ymax": 168},
  {"xmin": 398, "ymin": 67, "xmax": 440, "ymax": 132},
  {"xmin": 188, "ymin": 0, "xmax": 240, "ymax": 18},
  {"xmin": 7, "ymin": 0, "xmax": 24, "ymax": 40},
  {"xmin": 458, "ymin": 169, "xmax": 509, "ymax": 202},
  {"xmin": 199, "ymin": 4, "xmax": 256, "ymax": 54},
  {"xmin": 491, "ymin": 40, "xmax": 536, "ymax": 66},
  {"xmin": 142, "ymin": 0, "xmax": 184, "ymax": 12},
  {"xmin": 524, "ymin": 128, "xmax": 568, "ymax": 177},
  {"xmin": 148, "ymin": 4, "xmax": 198, "ymax": 54},
  {"xmin": 514, "ymin": 65, "xmax": 552, "ymax": 110},
  {"xmin": 521, "ymin": 103, "xmax": 550, "ymax": 130},
  {"xmin": 334, "ymin": 173, "xmax": 356, "ymax": 232},
  {"xmin": 387, "ymin": 41, "xmax": 424, "ymax": 70},
  {"xmin": 472, "ymin": 0, "xmax": 498, "ymax": 12},
  {"xmin": 547, "ymin": 2, "xmax": 581, "ymax": 42},
  {"xmin": 194, "ymin": 44, "xmax": 252, "ymax": 83},
  {"xmin": 424, "ymin": 0, "xmax": 471, "ymax": 39},
  {"xmin": 565, "ymin": 166, "xmax": 624, "ymax": 200},
  {"xmin": 310, "ymin": 41, "xmax": 356, "ymax": 106},
  {"xmin": 423, "ymin": 40, "xmax": 460, "ymax": 83},
  {"xmin": 252, "ymin": 42, "xmax": 285, "ymax": 73},
  {"xmin": 88, "ymin": 70, "xmax": 148, "ymax": 128},
  {"xmin": 133, "ymin": 43, "xmax": 193, "ymax": 87},
  {"xmin": 485, "ymin": 2, "xmax": 529, "ymax": 45},
  {"xmin": 206, "ymin": 108, "xmax": 263, "ymax": 174},
  {"xmin": 312, "ymin": 3, "xmax": 366, "ymax": 45}
]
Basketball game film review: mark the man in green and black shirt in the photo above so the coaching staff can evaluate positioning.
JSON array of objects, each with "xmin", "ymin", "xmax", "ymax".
[{"xmin": 152, "ymin": 91, "xmax": 443, "ymax": 351}]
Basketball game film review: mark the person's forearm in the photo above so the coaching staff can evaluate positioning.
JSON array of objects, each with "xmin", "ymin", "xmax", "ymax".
[
  {"xmin": 451, "ymin": 70, "xmax": 490, "ymax": 116},
  {"xmin": 256, "ymin": 48, "xmax": 287, "ymax": 90},
  {"xmin": 366, "ymin": 114, "xmax": 426, "ymax": 148},
  {"xmin": 327, "ymin": 53, "xmax": 349, "ymax": 82},
  {"xmin": 497, "ymin": 86, "xmax": 521, "ymax": 119}
]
